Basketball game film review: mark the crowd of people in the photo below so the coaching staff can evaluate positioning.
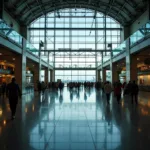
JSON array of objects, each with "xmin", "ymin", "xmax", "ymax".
[
  {"xmin": 0, "ymin": 78, "xmax": 139, "ymax": 120},
  {"xmin": 36, "ymin": 80, "xmax": 139, "ymax": 105},
  {"xmin": 101, "ymin": 80, "xmax": 139, "ymax": 105}
]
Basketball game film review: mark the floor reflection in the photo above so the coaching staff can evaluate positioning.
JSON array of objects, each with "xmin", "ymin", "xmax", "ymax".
[{"xmin": 0, "ymin": 87, "xmax": 150, "ymax": 150}]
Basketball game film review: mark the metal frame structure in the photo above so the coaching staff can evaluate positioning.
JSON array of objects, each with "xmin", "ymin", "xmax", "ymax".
[
  {"xmin": 28, "ymin": 8, "xmax": 122, "ymax": 82},
  {"xmin": 4, "ymin": 0, "xmax": 148, "ymax": 26}
]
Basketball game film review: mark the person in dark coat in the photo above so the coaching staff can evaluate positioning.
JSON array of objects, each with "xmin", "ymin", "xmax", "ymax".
[
  {"xmin": 114, "ymin": 82, "xmax": 122, "ymax": 104},
  {"xmin": 6, "ymin": 78, "xmax": 21, "ymax": 120},
  {"xmin": 58, "ymin": 81, "xmax": 63, "ymax": 94},
  {"xmin": 131, "ymin": 80, "xmax": 139, "ymax": 104}
]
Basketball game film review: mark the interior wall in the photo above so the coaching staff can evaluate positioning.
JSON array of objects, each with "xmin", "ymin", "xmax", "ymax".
[
  {"xmin": 3, "ymin": 10, "xmax": 20, "ymax": 33},
  {"xmin": 130, "ymin": 9, "xmax": 149, "ymax": 35},
  {"xmin": 121, "ymin": 26, "xmax": 130, "ymax": 42}
]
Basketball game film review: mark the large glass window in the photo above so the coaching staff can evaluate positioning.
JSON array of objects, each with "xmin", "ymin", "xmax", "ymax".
[{"xmin": 29, "ymin": 8, "xmax": 122, "ymax": 82}]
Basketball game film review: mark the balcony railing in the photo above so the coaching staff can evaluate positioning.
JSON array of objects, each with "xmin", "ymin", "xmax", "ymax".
[
  {"xmin": 0, "ymin": 19, "xmax": 53, "ymax": 66},
  {"xmin": 103, "ymin": 20, "xmax": 150, "ymax": 63},
  {"xmin": 0, "ymin": 19, "xmax": 150, "ymax": 67}
]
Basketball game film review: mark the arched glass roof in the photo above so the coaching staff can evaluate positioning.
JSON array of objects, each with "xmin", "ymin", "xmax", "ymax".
[
  {"xmin": 28, "ymin": 8, "xmax": 122, "ymax": 73},
  {"xmin": 4, "ymin": 0, "xmax": 148, "ymax": 26}
]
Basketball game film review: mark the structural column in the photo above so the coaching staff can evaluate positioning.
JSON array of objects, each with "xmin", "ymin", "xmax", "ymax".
[
  {"xmin": 109, "ymin": 44, "xmax": 115, "ymax": 84},
  {"xmin": 101, "ymin": 52, "xmax": 106, "ymax": 82},
  {"xmin": 20, "ymin": 26, "xmax": 28, "ymax": 39},
  {"xmin": 130, "ymin": 55, "xmax": 138, "ymax": 81},
  {"xmin": 50, "ymin": 70, "xmax": 55, "ymax": 82},
  {"xmin": 14, "ymin": 39, "xmax": 26, "ymax": 94},
  {"xmin": 112, "ymin": 63, "xmax": 119, "ymax": 83},
  {"xmin": 45, "ymin": 67, "xmax": 49, "ymax": 84},
  {"xmin": 96, "ymin": 70, "xmax": 100, "ymax": 81},
  {"xmin": 33, "ymin": 44, "xmax": 41, "ymax": 90},
  {"xmin": 102, "ymin": 68, "xmax": 106, "ymax": 82},
  {"xmin": 126, "ymin": 38, "xmax": 137, "ymax": 82},
  {"xmin": 110, "ymin": 54, "xmax": 113, "ymax": 83},
  {"xmin": 33, "ymin": 64, "xmax": 41, "ymax": 90}
]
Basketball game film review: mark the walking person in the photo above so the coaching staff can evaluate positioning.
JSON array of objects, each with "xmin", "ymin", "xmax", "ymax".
[
  {"xmin": 114, "ymin": 82, "xmax": 122, "ymax": 104},
  {"xmin": 37, "ymin": 81, "xmax": 41, "ymax": 94},
  {"xmin": 41, "ymin": 81, "xmax": 46, "ymax": 94},
  {"xmin": 104, "ymin": 81, "xmax": 112, "ymax": 104},
  {"xmin": 131, "ymin": 80, "xmax": 139, "ymax": 105},
  {"xmin": 6, "ymin": 78, "xmax": 21, "ymax": 120},
  {"xmin": 58, "ymin": 81, "xmax": 63, "ymax": 94}
]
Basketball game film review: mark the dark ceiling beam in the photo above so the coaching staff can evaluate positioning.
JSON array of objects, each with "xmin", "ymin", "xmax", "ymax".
[
  {"xmin": 40, "ymin": 49, "xmax": 121, "ymax": 52},
  {"xmin": 15, "ymin": 0, "xmax": 27, "ymax": 8},
  {"xmin": 24, "ymin": 3, "xmax": 126, "ymax": 26},
  {"xmin": 20, "ymin": 1, "xmax": 125, "ymax": 19},
  {"xmin": 28, "ymin": 27, "xmax": 122, "ymax": 30},
  {"xmin": 55, "ymin": 68, "xmax": 96, "ymax": 70},
  {"xmin": 114, "ymin": 1, "xmax": 127, "ymax": 21},
  {"xmin": 111, "ymin": 0, "xmax": 134, "ymax": 20},
  {"xmin": 88, "ymin": 0, "xmax": 92, "ymax": 4},
  {"xmin": 19, "ymin": 2, "xmax": 42, "ymax": 23},
  {"xmin": 25, "ymin": 3, "xmax": 37, "ymax": 21},
  {"xmin": 36, "ymin": 0, "xmax": 46, "ymax": 15},
  {"xmin": 124, "ymin": 0, "xmax": 136, "ymax": 8},
  {"xmin": 106, "ymin": 0, "xmax": 115, "ymax": 16},
  {"xmin": 24, "ymin": 0, "xmax": 112, "ymax": 13}
]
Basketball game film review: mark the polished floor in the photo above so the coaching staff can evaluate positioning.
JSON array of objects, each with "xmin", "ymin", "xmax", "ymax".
[{"xmin": 0, "ymin": 87, "xmax": 150, "ymax": 150}]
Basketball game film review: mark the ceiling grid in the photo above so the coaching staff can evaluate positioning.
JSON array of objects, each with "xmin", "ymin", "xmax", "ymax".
[{"xmin": 4, "ymin": 0, "xmax": 148, "ymax": 26}]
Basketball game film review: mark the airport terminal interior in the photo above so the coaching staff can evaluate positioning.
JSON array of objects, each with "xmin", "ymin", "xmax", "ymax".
[{"xmin": 0, "ymin": 0, "xmax": 150, "ymax": 149}]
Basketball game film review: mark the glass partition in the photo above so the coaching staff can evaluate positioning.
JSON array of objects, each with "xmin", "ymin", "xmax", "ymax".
[
  {"xmin": 103, "ymin": 55, "xmax": 111, "ymax": 63},
  {"xmin": 112, "ymin": 41, "xmax": 126, "ymax": 56},
  {"xmin": 0, "ymin": 19, "xmax": 52, "ymax": 65},
  {"xmin": 26, "ymin": 41, "xmax": 39, "ymax": 56},
  {"xmin": 0, "ymin": 19, "xmax": 22, "ymax": 46},
  {"xmin": 130, "ymin": 21, "xmax": 150, "ymax": 46}
]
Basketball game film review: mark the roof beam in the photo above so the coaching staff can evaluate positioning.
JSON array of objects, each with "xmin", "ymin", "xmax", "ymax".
[
  {"xmin": 106, "ymin": 0, "xmax": 115, "ymax": 16},
  {"xmin": 39, "ymin": 49, "xmax": 121, "ymax": 52},
  {"xmin": 28, "ymin": 27, "xmax": 122, "ymax": 30},
  {"xmin": 36, "ymin": 0, "xmax": 46, "ymax": 15},
  {"xmin": 114, "ymin": 1, "xmax": 127, "ymax": 20}
]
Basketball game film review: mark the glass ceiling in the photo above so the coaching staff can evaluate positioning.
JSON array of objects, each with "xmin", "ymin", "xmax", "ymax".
[
  {"xmin": 29, "ymin": 8, "xmax": 122, "ymax": 82},
  {"xmin": 29, "ymin": 8, "xmax": 122, "ymax": 67}
]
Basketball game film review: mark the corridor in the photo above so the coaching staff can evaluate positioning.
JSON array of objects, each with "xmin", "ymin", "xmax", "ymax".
[{"xmin": 0, "ymin": 87, "xmax": 150, "ymax": 150}]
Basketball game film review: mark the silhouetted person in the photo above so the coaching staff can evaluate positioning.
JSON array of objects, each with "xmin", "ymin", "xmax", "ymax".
[
  {"xmin": 37, "ymin": 81, "xmax": 41, "ymax": 93},
  {"xmin": 1, "ymin": 82, "xmax": 6, "ymax": 97},
  {"xmin": 104, "ymin": 81, "xmax": 112, "ymax": 104},
  {"xmin": 41, "ymin": 81, "xmax": 46, "ymax": 94},
  {"xmin": 114, "ymin": 82, "xmax": 122, "ymax": 104},
  {"xmin": 6, "ymin": 78, "xmax": 21, "ymax": 120},
  {"xmin": 131, "ymin": 80, "xmax": 139, "ymax": 104},
  {"xmin": 124, "ymin": 81, "xmax": 132, "ymax": 95},
  {"xmin": 58, "ymin": 81, "xmax": 63, "ymax": 94}
]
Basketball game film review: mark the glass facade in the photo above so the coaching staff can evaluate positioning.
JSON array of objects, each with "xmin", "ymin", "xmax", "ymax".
[{"xmin": 29, "ymin": 8, "xmax": 122, "ymax": 82}]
